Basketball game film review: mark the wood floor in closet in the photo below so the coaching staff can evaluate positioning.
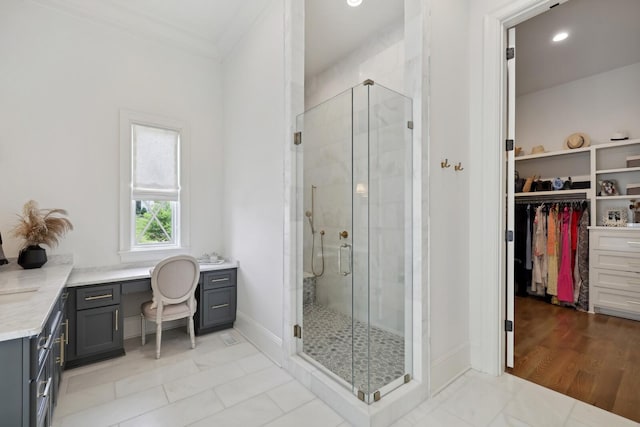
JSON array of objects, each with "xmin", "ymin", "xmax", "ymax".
[{"xmin": 507, "ymin": 296, "xmax": 640, "ymax": 423}]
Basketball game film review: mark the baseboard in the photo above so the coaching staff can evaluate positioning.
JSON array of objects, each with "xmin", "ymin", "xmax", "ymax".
[
  {"xmin": 234, "ymin": 310, "xmax": 283, "ymax": 366},
  {"xmin": 430, "ymin": 342, "xmax": 470, "ymax": 394},
  {"xmin": 123, "ymin": 315, "xmax": 187, "ymax": 340}
]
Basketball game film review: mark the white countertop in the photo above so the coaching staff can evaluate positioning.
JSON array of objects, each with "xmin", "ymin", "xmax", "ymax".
[
  {"xmin": 0, "ymin": 257, "xmax": 238, "ymax": 342},
  {"xmin": 0, "ymin": 256, "xmax": 73, "ymax": 342},
  {"xmin": 67, "ymin": 260, "xmax": 238, "ymax": 287}
]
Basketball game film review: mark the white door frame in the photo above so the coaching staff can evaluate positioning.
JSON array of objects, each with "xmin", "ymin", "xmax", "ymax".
[{"xmin": 473, "ymin": 0, "xmax": 568, "ymax": 376}]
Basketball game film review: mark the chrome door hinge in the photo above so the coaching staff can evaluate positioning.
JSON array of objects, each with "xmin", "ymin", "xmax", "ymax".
[
  {"xmin": 506, "ymin": 230, "xmax": 514, "ymax": 242},
  {"xmin": 506, "ymin": 139, "xmax": 514, "ymax": 151},
  {"xmin": 407, "ymin": 121, "xmax": 414, "ymax": 130},
  {"xmin": 506, "ymin": 47, "xmax": 515, "ymax": 60},
  {"xmin": 293, "ymin": 132, "xmax": 302, "ymax": 146},
  {"xmin": 293, "ymin": 324, "xmax": 302, "ymax": 339}
]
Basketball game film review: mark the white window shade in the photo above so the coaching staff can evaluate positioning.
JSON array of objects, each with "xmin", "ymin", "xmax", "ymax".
[{"xmin": 132, "ymin": 124, "xmax": 180, "ymax": 200}]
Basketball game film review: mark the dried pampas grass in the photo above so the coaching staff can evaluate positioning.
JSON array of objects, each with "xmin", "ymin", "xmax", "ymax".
[{"xmin": 12, "ymin": 200, "xmax": 73, "ymax": 249}]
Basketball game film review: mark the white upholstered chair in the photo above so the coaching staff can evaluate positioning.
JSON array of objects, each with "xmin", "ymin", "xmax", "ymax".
[{"xmin": 140, "ymin": 255, "xmax": 200, "ymax": 359}]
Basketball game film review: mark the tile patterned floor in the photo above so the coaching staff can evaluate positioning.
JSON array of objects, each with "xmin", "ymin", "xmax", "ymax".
[
  {"xmin": 303, "ymin": 302, "xmax": 405, "ymax": 394},
  {"xmin": 53, "ymin": 328, "xmax": 640, "ymax": 427}
]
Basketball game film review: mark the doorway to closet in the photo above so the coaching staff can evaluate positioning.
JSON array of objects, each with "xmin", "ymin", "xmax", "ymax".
[{"xmin": 504, "ymin": 0, "xmax": 640, "ymax": 422}]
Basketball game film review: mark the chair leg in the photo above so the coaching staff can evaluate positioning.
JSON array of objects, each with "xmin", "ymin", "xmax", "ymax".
[
  {"xmin": 155, "ymin": 322, "xmax": 162, "ymax": 359},
  {"xmin": 140, "ymin": 314, "xmax": 146, "ymax": 346},
  {"xmin": 189, "ymin": 316, "xmax": 196, "ymax": 349}
]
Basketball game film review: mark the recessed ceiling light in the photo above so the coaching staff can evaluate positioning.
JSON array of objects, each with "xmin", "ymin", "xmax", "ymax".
[
  {"xmin": 347, "ymin": 0, "xmax": 363, "ymax": 7},
  {"xmin": 552, "ymin": 32, "xmax": 568, "ymax": 42}
]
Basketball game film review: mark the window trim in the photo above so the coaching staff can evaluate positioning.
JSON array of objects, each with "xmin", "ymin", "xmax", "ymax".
[{"xmin": 119, "ymin": 110, "xmax": 190, "ymax": 263}]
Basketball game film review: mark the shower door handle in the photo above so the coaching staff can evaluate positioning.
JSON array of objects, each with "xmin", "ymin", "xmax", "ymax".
[{"xmin": 338, "ymin": 243, "xmax": 352, "ymax": 276}]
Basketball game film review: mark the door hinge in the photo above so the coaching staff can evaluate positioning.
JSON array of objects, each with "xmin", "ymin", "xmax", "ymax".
[
  {"xmin": 407, "ymin": 120, "xmax": 414, "ymax": 130},
  {"xmin": 293, "ymin": 324, "xmax": 302, "ymax": 339},
  {"xmin": 357, "ymin": 390, "xmax": 365, "ymax": 401},
  {"xmin": 506, "ymin": 230, "xmax": 514, "ymax": 242},
  {"xmin": 373, "ymin": 391, "xmax": 381, "ymax": 402},
  {"xmin": 506, "ymin": 47, "xmax": 515, "ymax": 60},
  {"xmin": 506, "ymin": 139, "xmax": 514, "ymax": 151},
  {"xmin": 293, "ymin": 131, "xmax": 302, "ymax": 146},
  {"xmin": 505, "ymin": 320, "xmax": 513, "ymax": 332}
]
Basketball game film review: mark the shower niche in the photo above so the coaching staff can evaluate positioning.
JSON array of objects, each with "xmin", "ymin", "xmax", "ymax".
[{"xmin": 295, "ymin": 81, "xmax": 413, "ymax": 403}]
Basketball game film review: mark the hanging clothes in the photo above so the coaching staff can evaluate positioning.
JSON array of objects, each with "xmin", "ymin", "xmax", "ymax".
[
  {"xmin": 576, "ymin": 209, "xmax": 590, "ymax": 311},
  {"xmin": 525, "ymin": 205, "xmax": 533, "ymax": 271},
  {"xmin": 531, "ymin": 205, "xmax": 547, "ymax": 295},
  {"xmin": 547, "ymin": 206, "xmax": 559, "ymax": 296},
  {"xmin": 557, "ymin": 207, "xmax": 574, "ymax": 302}
]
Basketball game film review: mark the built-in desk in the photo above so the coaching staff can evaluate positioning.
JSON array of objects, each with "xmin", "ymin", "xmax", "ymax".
[{"xmin": 65, "ymin": 261, "xmax": 238, "ymax": 367}]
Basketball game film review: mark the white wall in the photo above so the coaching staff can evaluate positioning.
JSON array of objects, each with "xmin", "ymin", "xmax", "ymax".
[
  {"xmin": 516, "ymin": 61, "xmax": 640, "ymax": 152},
  {"xmin": 0, "ymin": 0, "xmax": 223, "ymax": 267},
  {"xmin": 305, "ymin": 23, "xmax": 404, "ymax": 110},
  {"xmin": 427, "ymin": 0, "xmax": 472, "ymax": 392},
  {"xmin": 222, "ymin": 0, "xmax": 285, "ymax": 363}
]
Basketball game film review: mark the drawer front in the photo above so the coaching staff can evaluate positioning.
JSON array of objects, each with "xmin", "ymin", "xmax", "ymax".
[
  {"xmin": 121, "ymin": 279, "xmax": 151, "ymax": 295},
  {"xmin": 591, "ymin": 230, "xmax": 640, "ymax": 253},
  {"xmin": 591, "ymin": 268, "xmax": 640, "ymax": 294},
  {"xmin": 202, "ymin": 269, "xmax": 237, "ymax": 291},
  {"xmin": 593, "ymin": 287, "xmax": 640, "ymax": 315},
  {"xmin": 76, "ymin": 283, "xmax": 121, "ymax": 310},
  {"xmin": 592, "ymin": 250, "xmax": 640, "ymax": 273},
  {"xmin": 202, "ymin": 287, "xmax": 237, "ymax": 327}
]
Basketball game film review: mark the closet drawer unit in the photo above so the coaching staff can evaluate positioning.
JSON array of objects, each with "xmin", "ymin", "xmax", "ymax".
[
  {"xmin": 590, "ymin": 230, "xmax": 640, "ymax": 253},
  {"xmin": 202, "ymin": 269, "xmax": 236, "ymax": 291},
  {"xmin": 591, "ymin": 268, "xmax": 640, "ymax": 293},
  {"xmin": 591, "ymin": 250, "xmax": 640, "ymax": 273},
  {"xmin": 592, "ymin": 287, "xmax": 640, "ymax": 315},
  {"xmin": 76, "ymin": 284, "xmax": 121, "ymax": 310}
]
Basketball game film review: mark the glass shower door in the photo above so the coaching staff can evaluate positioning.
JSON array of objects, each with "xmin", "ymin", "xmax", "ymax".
[
  {"xmin": 296, "ymin": 81, "xmax": 412, "ymax": 402},
  {"xmin": 297, "ymin": 89, "xmax": 356, "ymax": 392}
]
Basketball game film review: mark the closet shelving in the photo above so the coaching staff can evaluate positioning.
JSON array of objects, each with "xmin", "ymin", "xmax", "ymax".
[{"xmin": 514, "ymin": 138, "xmax": 640, "ymax": 226}]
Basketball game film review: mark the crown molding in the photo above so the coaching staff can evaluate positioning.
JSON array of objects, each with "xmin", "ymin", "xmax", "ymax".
[{"xmin": 30, "ymin": 0, "xmax": 221, "ymax": 59}]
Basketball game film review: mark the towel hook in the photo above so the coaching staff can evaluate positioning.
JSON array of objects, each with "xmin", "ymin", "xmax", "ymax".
[
  {"xmin": 441, "ymin": 159, "xmax": 451, "ymax": 168},
  {"xmin": 454, "ymin": 162, "xmax": 464, "ymax": 171}
]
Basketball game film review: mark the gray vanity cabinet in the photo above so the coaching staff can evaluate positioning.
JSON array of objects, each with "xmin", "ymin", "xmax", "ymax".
[
  {"xmin": 195, "ymin": 268, "xmax": 237, "ymax": 335},
  {"xmin": 66, "ymin": 283, "xmax": 124, "ymax": 368},
  {"xmin": 0, "ymin": 290, "xmax": 64, "ymax": 427}
]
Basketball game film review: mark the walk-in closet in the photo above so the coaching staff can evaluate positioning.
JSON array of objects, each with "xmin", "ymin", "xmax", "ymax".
[{"xmin": 507, "ymin": 0, "xmax": 640, "ymax": 422}]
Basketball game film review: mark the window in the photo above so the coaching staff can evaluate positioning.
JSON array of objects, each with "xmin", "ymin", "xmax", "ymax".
[{"xmin": 120, "ymin": 111, "xmax": 190, "ymax": 262}]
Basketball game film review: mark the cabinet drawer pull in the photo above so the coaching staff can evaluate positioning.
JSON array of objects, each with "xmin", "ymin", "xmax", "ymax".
[
  {"xmin": 115, "ymin": 309, "xmax": 119, "ymax": 331},
  {"xmin": 37, "ymin": 377, "xmax": 52, "ymax": 398},
  {"xmin": 211, "ymin": 303, "xmax": 230, "ymax": 310},
  {"xmin": 84, "ymin": 293, "xmax": 113, "ymax": 301},
  {"xmin": 58, "ymin": 333, "xmax": 65, "ymax": 366},
  {"xmin": 63, "ymin": 319, "xmax": 69, "ymax": 345},
  {"xmin": 210, "ymin": 278, "xmax": 229, "ymax": 283},
  {"xmin": 62, "ymin": 291, "xmax": 69, "ymax": 301},
  {"xmin": 38, "ymin": 334, "xmax": 53, "ymax": 350},
  {"xmin": 627, "ymin": 241, "xmax": 640, "ymax": 246}
]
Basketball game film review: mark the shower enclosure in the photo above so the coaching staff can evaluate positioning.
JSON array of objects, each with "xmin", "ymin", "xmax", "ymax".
[{"xmin": 295, "ymin": 81, "xmax": 413, "ymax": 403}]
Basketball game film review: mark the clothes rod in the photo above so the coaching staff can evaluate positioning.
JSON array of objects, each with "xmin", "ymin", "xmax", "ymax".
[{"xmin": 514, "ymin": 193, "xmax": 589, "ymax": 204}]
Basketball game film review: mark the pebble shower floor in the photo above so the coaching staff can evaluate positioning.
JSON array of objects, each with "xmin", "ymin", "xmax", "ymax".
[{"xmin": 302, "ymin": 302, "xmax": 405, "ymax": 394}]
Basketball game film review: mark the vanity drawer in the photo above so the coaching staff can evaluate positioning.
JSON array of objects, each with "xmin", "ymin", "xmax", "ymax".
[
  {"xmin": 202, "ymin": 287, "xmax": 237, "ymax": 326},
  {"xmin": 591, "ymin": 250, "xmax": 640, "ymax": 273},
  {"xmin": 591, "ymin": 230, "xmax": 640, "ymax": 253},
  {"xmin": 202, "ymin": 269, "xmax": 236, "ymax": 291},
  {"xmin": 76, "ymin": 284, "xmax": 121, "ymax": 310},
  {"xmin": 593, "ymin": 287, "xmax": 640, "ymax": 315}
]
